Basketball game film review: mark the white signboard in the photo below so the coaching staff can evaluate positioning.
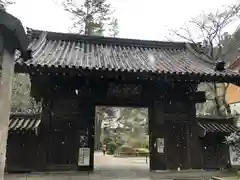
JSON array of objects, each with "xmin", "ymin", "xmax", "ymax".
[
  {"xmin": 157, "ymin": 138, "xmax": 164, "ymax": 153},
  {"xmin": 78, "ymin": 148, "xmax": 90, "ymax": 166},
  {"xmin": 229, "ymin": 146, "xmax": 240, "ymax": 167}
]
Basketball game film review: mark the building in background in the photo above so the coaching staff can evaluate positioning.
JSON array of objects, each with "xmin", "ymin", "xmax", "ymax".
[{"xmin": 226, "ymin": 57, "xmax": 240, "ymax": 126}]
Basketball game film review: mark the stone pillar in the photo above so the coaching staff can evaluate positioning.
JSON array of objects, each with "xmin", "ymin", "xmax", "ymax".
[
  {"xmin": 0, "ymin": 9, "xmax": 31, "ymax": 178},
  {"xmin": 0, "ymin": 49, "xmax": 14, "ymax": 176}
]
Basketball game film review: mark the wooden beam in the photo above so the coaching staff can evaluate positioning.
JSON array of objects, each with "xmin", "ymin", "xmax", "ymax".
[
  {"xmin": 0, "ymin": 49, "xmax": 15, "ymax": 178},
  {"xmin": 15, "ymin": 63, "xmax": 240, "ymax": 84},
  {"xmin": 190, "ymin": 91, "xmax": 206, "ymax": 103}
]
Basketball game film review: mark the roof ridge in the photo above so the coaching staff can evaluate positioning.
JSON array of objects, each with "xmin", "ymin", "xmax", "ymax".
[
  {"xmin": 29, "ymin": 29, "xmax": 187, "ymax": 49},
  {"xmin": 228, "ymin": 56, "xmax": 240, "ymax": 69},
  {"xmin": 185, "ymin": 43, "xmax": 216, "ymax": 66},
  {"xmin": 14, "ymin": 28, "xmax": 240, "ymax": 80}
]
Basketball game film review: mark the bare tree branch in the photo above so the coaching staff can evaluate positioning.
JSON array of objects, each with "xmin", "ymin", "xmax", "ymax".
[
  {"xmin": 0, "ymin": 0, "xmax": 14, "ymax": 10},
  {"xmin": 170, "ymin": 4, "xmax": 240, "ymax": 61},
  {"xmin": 170, "ymin": 4, "xmax": 240, "ymax": 116}
]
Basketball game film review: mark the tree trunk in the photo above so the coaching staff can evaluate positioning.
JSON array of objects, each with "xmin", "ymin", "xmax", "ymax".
[
  {"xmin": 223, "ymin": 84, "xmax": 231, "ymax": 115},
  {"xmin": 213, "ymin": 83, "xmax": 222, "ymax": 116},
  {"xmin": 0, "ymin": 49, "xmax": 14, "ymax": 180}
]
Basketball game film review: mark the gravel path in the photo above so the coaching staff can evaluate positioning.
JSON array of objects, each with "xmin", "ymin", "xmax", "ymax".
[{"xmin": 4, "ymin": 152, "xmax": 227, "ymax": 180}]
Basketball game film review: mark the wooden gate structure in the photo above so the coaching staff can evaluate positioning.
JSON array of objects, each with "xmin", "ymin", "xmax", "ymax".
[{"xmin": 12, "ymin": 29, "xmax": 239, "ymax": 171}]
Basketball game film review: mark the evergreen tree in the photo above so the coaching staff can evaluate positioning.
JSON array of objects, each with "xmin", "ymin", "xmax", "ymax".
[
  {"xmin": 62, "ymin": 0, "xmax": 116, "ymax": 36},
  {"xmin": 108, "ymin": 18, "xmax": 119, "ymax": 37}
]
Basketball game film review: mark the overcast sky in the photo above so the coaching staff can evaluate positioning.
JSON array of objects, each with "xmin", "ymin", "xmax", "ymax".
[{"xmin": 7, "ymin": 0, "xmax": 240, "ymax": 40}]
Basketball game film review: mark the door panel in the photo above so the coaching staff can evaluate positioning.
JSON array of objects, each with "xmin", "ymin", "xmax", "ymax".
[
  {"xmin": 48, "ymin": 120, "xmax": 77, "ymax": 166},
  {"xmin": 202, "ymin": 135, "xmax": 219, "ymax": 169},
  {"xmin": 166, "ymin": 122, "xmax": 188, "ymax": 169}
]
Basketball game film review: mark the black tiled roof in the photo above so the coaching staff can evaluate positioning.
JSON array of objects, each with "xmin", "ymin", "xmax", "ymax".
[
  {"xmin": 197, "ymin": 115, "xmax": 238, "ymax": 133},
  {"xmin": 15, "ymin": 30, "xmax": 240, "ymax": 79},
  {"xmin": 9, "ymin": 113, "xmax": 41, "ymax": 131},
  {"xmin": 198, "ymin": 122, "xmax": 238, "ymax": 133}
]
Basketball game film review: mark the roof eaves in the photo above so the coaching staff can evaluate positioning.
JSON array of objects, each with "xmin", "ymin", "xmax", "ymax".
[
  {"xmin": 229, "ymin": 101, "xmax": 240, "ymax": 105},
  {"xmin": 228, "ymin": 57, "xmax": 240, "ymax": 70},
  {"xmin": 10, "ymin": 113, "xmax": 41, "ymax": 120}
]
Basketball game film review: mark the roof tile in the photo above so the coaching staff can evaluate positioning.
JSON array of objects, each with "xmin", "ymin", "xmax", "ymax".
[
  {"xmin": 9, "ymin": 113, "xmax": 41, "ymax": 131},
  {"xmin": 198, "ymin": 122, "xmax": 238, "ymax": 133},
  {"xmin": 15, "ymin": 30, "xmax": 240, "ymax": 79}
]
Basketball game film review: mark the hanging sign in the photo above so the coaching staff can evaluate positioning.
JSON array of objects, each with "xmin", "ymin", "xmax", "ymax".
[
  {"xmin": 78, "ymin": 147, "xmax": 90, "ymax": 166},
  {"xmin": 107, "ymin": 83, "xmax": 142, "ymax": 97}
]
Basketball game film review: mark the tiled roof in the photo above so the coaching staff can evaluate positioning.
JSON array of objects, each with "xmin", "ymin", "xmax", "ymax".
[
  {"xmin": 9, "ymin": 113, "xmax": 41, "ymax": 131},
  {"xmin": 229, "ymin": 56, "xmax": 240, "ymax": 72},
  {"xmin": 15, "ymin": 30, "xmax": 239, "ymax": 79},
  {"xmin": 198, "ymin": 122, "xmax": 238, "ymax": 133},
  {"xmin": 197, "ymin": 115, "xmax": 238, "ymax": 133}
]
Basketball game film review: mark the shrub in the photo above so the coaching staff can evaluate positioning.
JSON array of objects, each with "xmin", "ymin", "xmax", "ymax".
[
  {"xmin": 120, "ymin": 145, "xmax": 134, "ymax": 153},
  {"xmin": 107, "ymin": 141, "xmax": 117, "ymax": 155},
  {"xmin": 134, "ymin": 148, "xmax": 149, "ymax": 156},
  {"xmin": 226, "ymin": 131, "xmax": 240, "ymax": 145},
  {"xmin": 128, "ymin": 137, "xmax": 149, "ymax": 149},
  {"xmin": 103, "ymin": 137, "xmax": 114, "ymax": 145},
  {"xmin": 118, "ymin": 144, "xmax": 135, "ymax": 155},
  {"xmin": 134, "ymin": 148, "xmax": 149, "ymax": 153}
]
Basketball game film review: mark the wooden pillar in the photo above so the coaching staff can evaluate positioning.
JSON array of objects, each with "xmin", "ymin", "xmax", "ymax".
[
  {"xmin": 89, "ymin": 104, "xmax": 95, "ymax": 171},
  {"xmin": 0, "ymin": 49, "xmax": 15, "ymax": 178},
  {"xmin": 185, "ymin": 116, "xmax": 192, "ymax": 169},
  {"xmin": 188, "ymin": 103, "xmax": 203, "ymax": 169},
  {"xmin": 77, "ymin": 100, "xmax": 95, "ymax": 171},
  {"xmin": 94, "ymin": 114, "xmax": 101, "ymax": 151},
  {"xmin": 149, "ymin": 101, "xmax": 166, "ymax": 171},
  {"xmin": 38, "ymin": 90, "xmax": 52, "ymax": 170}
]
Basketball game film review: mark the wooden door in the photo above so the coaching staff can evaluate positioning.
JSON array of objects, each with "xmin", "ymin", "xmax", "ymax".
[
  {"xmin": 166, "ymin": 122, "xmax": 189, "ymax": 169},
  {"xmin": 202, "ymin": 135, "xmax": 219, "ymax": 169},
  {"xmin": 48, "ymin": 96, "xmax": 95, "ymax": 170},
  {"xmin": 48, "ymin": 120, "xmax": 77, "ymax": 167}
]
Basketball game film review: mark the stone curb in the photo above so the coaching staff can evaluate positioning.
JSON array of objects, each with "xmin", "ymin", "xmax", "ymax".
[{"xmin": 211, "ymin": 177, "xmax": 224, "ymax": 180}]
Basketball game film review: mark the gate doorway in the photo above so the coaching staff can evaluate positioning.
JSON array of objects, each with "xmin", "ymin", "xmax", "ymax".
[{"xmin": 94, "ymin": 106, "xmax": 149, "ymax": 171}]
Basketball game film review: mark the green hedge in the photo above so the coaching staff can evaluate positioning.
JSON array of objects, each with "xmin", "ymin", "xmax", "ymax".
[{"xmin": 115, "ymin": 147, "xmax": 149, "ymax": 157}]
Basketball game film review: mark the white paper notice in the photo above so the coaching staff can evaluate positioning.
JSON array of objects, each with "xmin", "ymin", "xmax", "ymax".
[{"xmin": 78, "ymin": 148, "xmax": 90, "ymax": 166}]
